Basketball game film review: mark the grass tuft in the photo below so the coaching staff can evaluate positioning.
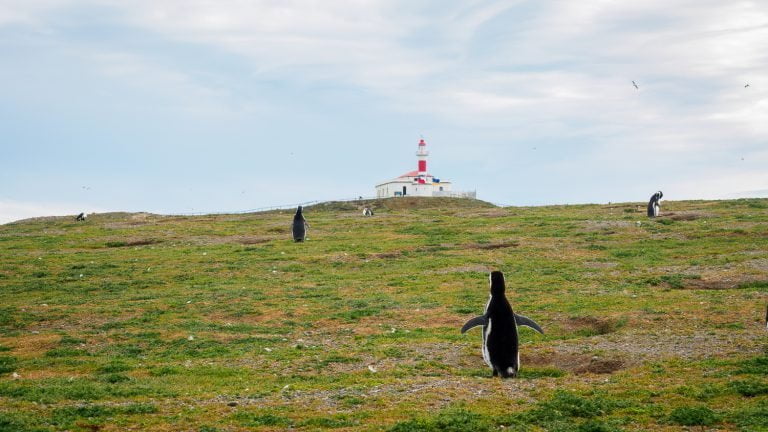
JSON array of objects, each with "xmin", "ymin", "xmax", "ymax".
[
  {"xmin": 233, "ymin": 411, "xmax": 293, "ymax": 427},
  {"xmin": 667, "ymin": 406, "xmax": 718, "ymax": 426},
  {"xmin": 734, "ymin": 355, "xmax": 768, "ymax": 375},
  {"xmin": 730, "ymin": 402, "xmax": 768, "ymax": 428},
  {"xmin": 389, "ymin": 408, "xmax": 492, "ymax": 432},
  {"xmin": 730, "ymin": 380, "xmax": 768, "ymax": 397},
  {"xmin": 0, "ymin": 356, "xmax": 17, "ymax": 374}
]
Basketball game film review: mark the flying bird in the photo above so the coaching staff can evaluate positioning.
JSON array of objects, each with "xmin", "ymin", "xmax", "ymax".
[
  {"xmin": 632, "ymin": 81, "xmax": 639, "ymax": 90},
  {"xmin": 745, "ymin": 83, "xmax": 750, "ymax": 88}
]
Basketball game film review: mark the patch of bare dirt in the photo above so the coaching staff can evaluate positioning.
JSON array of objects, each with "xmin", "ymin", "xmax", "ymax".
[
  {"xmin": 327, "ymin": 253, "xmax": 358, "ymax": 264},
  {"xmin": 2, "ymin": 333, "xmax": 60, "ymax": 358},
  {"xmin": 740, "ymin": 250, "xmax": 767, "ymax": 256},
  {"xmin": 748, "ymin": 259, "xmax": 768, "ymax": 271},
  {"xmin": 319, "ymin": 342, "xmax": 466, "ymax": 376},
  {"xmin": 583, "ymin": 261, "xmax": 618, "ymax": 269},
  {"xmin": 683, "ymin": 279, "xmax": 740, "ymax": 290},
  {"xmin": 554, "ymin": 327, "xmax": 766, "ymax": 361},
  {"xmin": 13, "ymin": 369, "xmax": 90, "ymax": 380},
  {"xmin": 104, "ymin": 238, "xmax": 161, "ymax": 247},
  {"xmin": 602, "ymin": 204, "xmax": 639, "ymax": 211},
  {"xmin": 522, "ymin": 352, "xmax": 626, "ymax": 374},
  {"xmin": 408, "ymin": 342, "xmax": 465, "ymax": 366},
  {"xmin": 583, "ymin": 220, "xmax": 633, "ymax": 231},
  {"xmin": 465, "ymin": 240, "xmax": 519, "ymax": 250},
  {"xmin": 238, "ymin": 236, "xmax": 272, "ymax": 245},
  {"xmin": 434, "ymin": 264, "xmax": 493, "ymax": 274},
  {"xmin": 650, "ymin": 232, "xmax": 688, "ymax": 240},
  {"xmin": 265, "ymin": 225, "xmax": 288, "ymax": 234},
  {"xmin": 456, "ymin": 208, "xmax": 512, "ymax": 218},
  {"xmin": 102, "ymin": 221, "xmax": 151, "ymax": 229},
  {"xmin": 564, "ymin": 316, "xmax": 623, "ymax": 335},
  {"xmin": 369, "ymin": 251, "xmax": 402, "ymax": 259},
  {"xmin": 205, "ymin": 375, "xmax": 543, "ymax": 412},
  {"xmin": 677, "ymin": 276, "xmax": 766, "ymax": 290},
  {"xmin": 186, "ymin": 235, "xmax": 278, "ymax": 245},
  {"xmin": 129, "ymin": 213, "xmax": 153, "ymax": 221},
  {"xmin": 663, "ymin": 211, "xmax": 713, "ymax": 221}
]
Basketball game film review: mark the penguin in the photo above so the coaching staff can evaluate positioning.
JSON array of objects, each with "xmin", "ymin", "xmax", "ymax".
[
  {"xmin": 461, "ymin": 271, "xmax": 544, "ymax": 378},
  {"xmin": 362, "ymin": 207, "xmax": 374, "ymax": 217},
  {"xmin": 647, "ymin": 191, "xmax": 663, "ymax": 217},
  {"xmin": 75, "ymin": 212, "xmax": 86, "ymax": 221},
  {"xmin": 291, "ymin": 206, "xmax": 309, "ymax": 242}
]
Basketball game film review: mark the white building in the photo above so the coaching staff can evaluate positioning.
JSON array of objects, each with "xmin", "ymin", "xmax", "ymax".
[{"xmin": 375, "ymin": 138, "xmax": 475, "ymax": 199}]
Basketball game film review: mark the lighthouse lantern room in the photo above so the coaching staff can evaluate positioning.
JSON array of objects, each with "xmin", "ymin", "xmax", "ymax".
[{"xmin": 375, "ymin": 138, "xmax": 474, "ymax": 199}]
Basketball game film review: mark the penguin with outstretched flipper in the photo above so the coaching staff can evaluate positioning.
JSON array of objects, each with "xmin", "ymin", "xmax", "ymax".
[{"xmin": 461, "ymin": 271, "xmax": 544, "ymax": 378}]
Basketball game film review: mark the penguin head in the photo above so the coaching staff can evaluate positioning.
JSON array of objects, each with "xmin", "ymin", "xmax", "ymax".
[
  {"xmin": 657, "ymin": 191, "xmax": 663, "ymax": 199},
  {"xmin": 296, "ymin": 206, "xmax": 303, "ymax": 215},
  {"xmin": 489, "ymin": 271, "xmax": 505, "ymax": 296}
]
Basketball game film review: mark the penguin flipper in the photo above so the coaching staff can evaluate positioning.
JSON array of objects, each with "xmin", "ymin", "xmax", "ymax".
[
  {"xmin": 461, "ymin": 316, "xmax": 487, "ymax": 333},
  {"xmin": 515, "ymin": 314, "xmax": 544, "ymax": 334}
]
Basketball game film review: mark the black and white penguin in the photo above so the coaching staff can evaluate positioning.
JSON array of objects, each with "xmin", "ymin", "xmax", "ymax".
[
  {"xmin": 292, "ymin": 206, "xmax": 308, "ymax": 242},
  {"xmin": 647, "ymin": 191, "xmax": 663, "ymax": 217},
  {"xmin": 362, "ymin": 207, "xmax": 374, "ymax": 217},
  {"xmin": 75, "ymin": 212, "xmax": 86, "ymax": 221},
  {"xmin": 461, "ymin": 271, "xmax": 544, "ymax": 378}
]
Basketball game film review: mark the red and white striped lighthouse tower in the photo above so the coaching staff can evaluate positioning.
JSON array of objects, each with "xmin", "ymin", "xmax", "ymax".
[
  {"xmin": 416, "ymin": 138, "xmax": 429, "ymax": 178},
  {"xmin": 376, "ymin": 137, "xmax": 472, "ymax": 198}
]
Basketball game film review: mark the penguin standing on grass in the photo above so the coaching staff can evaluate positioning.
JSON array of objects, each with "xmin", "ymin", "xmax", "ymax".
[
  {"xmin": 461, "ymin": 271, "xmax": 544, "ymax": 378},
  {"xmin": 292, "ymin": 206, "xmax": 309, "ymax": 242},
  {"xmin": 647, "ymin": 191, "xmax": 663, "ymax": 217}
]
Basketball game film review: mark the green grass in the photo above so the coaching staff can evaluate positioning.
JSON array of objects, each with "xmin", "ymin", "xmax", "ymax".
[
  {"xmin": 389, "ymin": 408, "xmax": 493, "ymax": 432},
  {"xmin": 1, "ymin": 197, "xmax": 767, "ymax": 430},
  {"xmin": 667, "ymin": 405, "xmax": 719, "ymax": 426},
  {"xmin": 0, "ymin": 355, "xmax": 17, "ymax": 374}
]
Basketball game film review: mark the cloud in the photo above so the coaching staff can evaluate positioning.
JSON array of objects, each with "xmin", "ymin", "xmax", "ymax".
[
  {"xmin": 670, "ymin": 169, "xmax": 768, "ymax": 200},
  {"xmin": 0, "ymin": 0, "xmax": 73, "ymax": 27},
  {"xmin": 88, "ymin": 51, "xmax": 248, "ymax": 115},
  {"xmin": 2, "ymin": 0, "xmax": 768, "ymax": 207},
  {"xmin": 8, "ymin": 1, "xmax": 766, "ymax": 128},
  {"xmin": 106, "ymin": 0, "xmax": 768, "ymax": 203}
]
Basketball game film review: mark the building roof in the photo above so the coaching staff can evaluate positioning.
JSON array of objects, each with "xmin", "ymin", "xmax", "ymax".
[
  {"xmin": 397, "ymin": 170, "xmax": 430, "ymax": 178},
  {"xmin": 375, "ymin": 177, "xmax": 451, "ymax": 187}
]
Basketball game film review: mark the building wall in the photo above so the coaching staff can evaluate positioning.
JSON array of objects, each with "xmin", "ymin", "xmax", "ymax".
[
  {"xmin": 375, "ymin": 179, "xmax": 453, "ymax": 198},
  {"xmin": 433, "ymin": 190, "xmax": 476, "ymax": 199}
]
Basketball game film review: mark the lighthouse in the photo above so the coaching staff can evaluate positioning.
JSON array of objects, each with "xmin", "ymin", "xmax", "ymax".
[
  {"xmin": 417, "ymin": 138, "xmax": 428, "ymax": 180},
  {"xmin": 374, "ymin": 138, "xmax": 476, "ymax": 199}
]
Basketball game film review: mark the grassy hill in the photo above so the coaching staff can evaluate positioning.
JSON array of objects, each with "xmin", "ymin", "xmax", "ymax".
[{"xmin": 1, "ymin": 197, "xmax": 767, "ymax": 431}]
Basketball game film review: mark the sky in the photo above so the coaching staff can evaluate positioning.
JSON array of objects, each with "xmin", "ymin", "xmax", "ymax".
[{"xmin": 1, "ymin": 0, "xmax": 767, "ymax": 223}]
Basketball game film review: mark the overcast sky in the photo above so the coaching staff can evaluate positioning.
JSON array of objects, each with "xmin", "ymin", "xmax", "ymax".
[{"xmin": 2, "ymin": 1, "xmax": 767, "ymax": 223}]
